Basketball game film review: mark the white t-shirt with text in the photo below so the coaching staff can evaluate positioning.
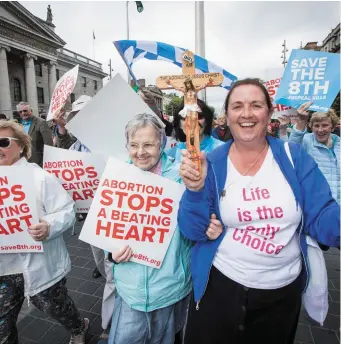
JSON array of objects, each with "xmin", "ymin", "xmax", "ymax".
[{"xmin": 213, "ymin": 147, "xmax": 302, "ymax": 289}]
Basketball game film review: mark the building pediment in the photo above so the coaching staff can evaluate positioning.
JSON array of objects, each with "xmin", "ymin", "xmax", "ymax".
[{"xmin": 0, "ymin": 1, "xmax": 65, "ymax": 48}]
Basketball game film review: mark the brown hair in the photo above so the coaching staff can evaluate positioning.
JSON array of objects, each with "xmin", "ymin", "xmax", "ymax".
[
  {"xmin": 224, "ymin": 78, "xmax": 273, "ymax": 115},
  {"xmin": 184, "ymin": 78, "xmax": 195, "ymax": 92},
  {"xmin": 0, "ymin": 120, "xmax": 31, "ymax": 159},
  {"xmin": 309, "ymin": 109, "xmax": 339, "ymax": 129}
]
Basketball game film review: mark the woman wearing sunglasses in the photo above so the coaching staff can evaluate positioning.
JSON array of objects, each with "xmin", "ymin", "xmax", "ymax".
[
  {"xmin": 0, "ymin": 121, "xmax": 89, "ymax": 344},
  {"xmin": 167, "ymin": 99, "xmax": 224, "ymax": 162}
]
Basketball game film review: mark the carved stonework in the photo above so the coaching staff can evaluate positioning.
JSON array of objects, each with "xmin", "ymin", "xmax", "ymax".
[
  {"xmin": 0, "ymin": 45, "xmax": 10, "ymax": 52},
  {"xmin": 46, "ymin": 5, "xmax": 53, "ymax": 23},
  {"xmin": 23, "ymin": 53, "xmax": 37, "ymax": 61},
  {"xmin": 0, "ymin": 23, "xmax": 58, "ymax": 55},
  {"xmin": 47, "ymin": 60, "xmax": 58, "ymax": 66},
  {"xmin": 2, "ymin": 2, "xmax": 42, "ymax": 33},
  {"xmin": 2, "ymin": 2, "xmax": 63, "ymax": 44}
]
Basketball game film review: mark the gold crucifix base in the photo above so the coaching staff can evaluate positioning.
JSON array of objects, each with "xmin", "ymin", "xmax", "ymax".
[{"xmin": 185, "ymin": 111, "xmax": 201, "ymax": 176}]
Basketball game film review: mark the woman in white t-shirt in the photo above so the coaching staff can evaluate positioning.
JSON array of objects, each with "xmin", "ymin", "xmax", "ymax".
[{"xmin": 177, "ymin": 78, "xmax": 340, "ymax": 344}]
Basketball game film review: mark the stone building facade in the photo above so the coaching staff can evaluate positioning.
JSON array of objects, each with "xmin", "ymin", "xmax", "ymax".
[
  {"xmin": 0, "ymin": 2, "xmax": 107, "ymax": 119},
  {"xmin": 321, "ymin": 23, "xmax": 340, "ymax": 53},
  {"xmin": 302, "ymin": 23, "xmax": 340, "ymax": 54},
  {"xmin": 137, "ymin": 78, "xmax": 164, "ymax": 114}
]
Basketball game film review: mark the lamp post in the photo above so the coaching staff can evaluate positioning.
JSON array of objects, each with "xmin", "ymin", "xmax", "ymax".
[
  {"xmin": 281, "ymin": 39, "xmax": 288, "ymax": 68},
  {"xmin": 126, "ymin": 1, "xmax": 144, "ymax": 83}
]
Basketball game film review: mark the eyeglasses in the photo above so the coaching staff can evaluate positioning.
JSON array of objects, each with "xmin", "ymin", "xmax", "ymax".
[
  {"xmin": 19, "ymin": 110, "xmax": 29, "ymax": 113},
  {"xmin": 127, "ymin": 142, "xmax": 159, "ymax": 153},
  {"xmin": 0, "ymin": 137, "xmax": 20, "ymax": 148}
]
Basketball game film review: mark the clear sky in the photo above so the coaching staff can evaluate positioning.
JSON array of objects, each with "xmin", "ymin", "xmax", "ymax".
[{"xmin": 23, "ymin": 1, "xmax": 340, "ymax": 113}]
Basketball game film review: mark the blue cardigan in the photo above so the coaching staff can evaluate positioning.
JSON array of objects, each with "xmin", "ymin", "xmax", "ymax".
[
  {"xmin": 288, "ymin": 126, "xmax": 340, "ymax": 204},
  {"xmin": 178, "ymin": 136, "xmax": 340, "ymax": 305}
]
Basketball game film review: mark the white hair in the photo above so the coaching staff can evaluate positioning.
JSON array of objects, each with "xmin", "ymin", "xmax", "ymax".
[
  {"xmin": 125, "ymin": 113, "xmax": 165, "ymax": 146},
  {"xmin": 16, "ymin": 102, "xmax": 33, "ymax": 112}
]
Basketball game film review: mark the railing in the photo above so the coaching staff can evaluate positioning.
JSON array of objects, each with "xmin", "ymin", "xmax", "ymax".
[{"xmin": 57, "ymin": 48, "xmax": 102, "ymax": 69}]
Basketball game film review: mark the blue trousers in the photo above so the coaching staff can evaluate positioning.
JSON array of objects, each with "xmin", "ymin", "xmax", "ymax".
[{"xmin": 108, "ymin": 293, "xmax": 190, "ymax": 344}]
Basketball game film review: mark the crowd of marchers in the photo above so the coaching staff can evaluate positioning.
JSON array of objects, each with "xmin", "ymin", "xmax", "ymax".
[{"xmin": 0, "ymin": 80, "xmax": 339, "ymax": 344}]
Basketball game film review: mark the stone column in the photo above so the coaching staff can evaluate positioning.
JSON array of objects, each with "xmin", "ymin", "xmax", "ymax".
[
  {"xmin": 24, "ymin": 53, "xmax": 38, "ymax": 116},
  {"xmin": 0, "ymin": 46, "xmax": 12, "ymax": 119},
  {"xmin": 48, "ymin": 61, "xmax": 57, "ymax": 100}
]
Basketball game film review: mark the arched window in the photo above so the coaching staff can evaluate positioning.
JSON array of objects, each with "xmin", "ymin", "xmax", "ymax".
[{"xmin": 12, "ymin": 78, "xmax": 22, "ymax": 102}]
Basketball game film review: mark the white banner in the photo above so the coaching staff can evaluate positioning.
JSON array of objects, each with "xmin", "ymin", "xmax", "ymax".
[
  {"xmin": 66, "ymin": 73, "xmax": 163, "ymax": 162},
  {"xmin": 43, "ymin": 146, "xmax": 107, "ymax": 213},
  {"xmin": 46, "ymin": 65, "xmax": 79, "ymax": 121},
  {"xmin": 0, "ymin": 167, "xmax": 41, "ymax": 253},
  {"xmin": 79, "ymin": 157, "xmax": 185, "ymax": 269}
]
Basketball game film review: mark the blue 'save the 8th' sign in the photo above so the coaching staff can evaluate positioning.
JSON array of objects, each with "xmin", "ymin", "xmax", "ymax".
[{"xmin": 274, "ymin": 49, "xmax": 340, "ymax": 112}]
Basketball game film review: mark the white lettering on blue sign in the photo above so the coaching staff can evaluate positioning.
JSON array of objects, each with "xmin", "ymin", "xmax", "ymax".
[{"xmin": 288, "ymin": 57, "xmax": 329, "ymax": 96}]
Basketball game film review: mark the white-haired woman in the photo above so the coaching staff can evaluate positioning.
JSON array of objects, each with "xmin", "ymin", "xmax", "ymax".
[
  {"xmin": 107, "ymin": 113, "xmax": 192, "ymax": 344},
  {"xmin": 0, "ymin": 121, "xmax": 89, "ymax": 344}
]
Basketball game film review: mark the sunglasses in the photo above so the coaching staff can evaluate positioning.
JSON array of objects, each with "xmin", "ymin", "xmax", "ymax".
[{"xmin": 0, "ymin": 137, "xmax": 20, "ymax": 148}]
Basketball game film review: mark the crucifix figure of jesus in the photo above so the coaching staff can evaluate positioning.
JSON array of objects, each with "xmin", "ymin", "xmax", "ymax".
[
  {"xmin": 166, "ymin": 76, "xmax": 213, "ymax": 146},
  {"xmin": 156, "ymin": 50, "xmax": 224, "ymax": 173},
  {"xmin": 156, "ymin": 50, "xmax": 223, "ymax": 174}
]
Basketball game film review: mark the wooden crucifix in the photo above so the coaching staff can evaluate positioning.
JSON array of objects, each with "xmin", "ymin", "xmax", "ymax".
[{"xmin": 156, "ymin": 50, "xmax": 223, "ymax": 175}]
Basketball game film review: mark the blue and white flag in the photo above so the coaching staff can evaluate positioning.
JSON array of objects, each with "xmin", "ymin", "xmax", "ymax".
[
  {"xmin": 275, "ymin": 49, "xmax": 340, "ymax": 112},
  {"xmin": 113, "ymin": 40, "xmax": 238, "ymax": 90}
]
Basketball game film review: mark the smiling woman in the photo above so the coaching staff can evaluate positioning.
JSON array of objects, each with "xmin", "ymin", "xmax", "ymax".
[
  {"xmin": 0, "ymin": 120, "xmax": 89, "ymax": 344},
  {"xmin": 177, "ymin": 78, "xmax": 340, "ymax": 344},
  {"xmin": 287, "ymin": 107, "xmax": 340, "ymax": 204},
  {"xmin": 224, "ymin": 79, "xmax": 272, "ymax": 175},
  {"xmin": 0, "ymin": 121, "xmax": 31, "ymax": 166},
  {"xmin": 106, "ymin": 112, "xmax": 193, "ymax": 344},
  {"xmin": 125, "ymin": 113, "xmax": 165, "ymax": 171}
]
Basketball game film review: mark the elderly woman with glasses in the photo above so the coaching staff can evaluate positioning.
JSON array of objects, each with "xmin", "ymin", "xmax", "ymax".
[
  {"xmin": 107, "ymin": 113, "xmax": 192, "ymax": 344},
  {"xmin": 0, "ymin": 121, "xmax": 89, "ymax": 344}
]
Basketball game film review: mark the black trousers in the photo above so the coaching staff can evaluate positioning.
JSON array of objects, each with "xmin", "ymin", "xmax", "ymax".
[
  {"xmin": 0, "ymin": 274, "xmax": 84, "ymax": 344},
  {"xmin": 185, "ymin": 266, "xmax": 302, "ymax": 344}
]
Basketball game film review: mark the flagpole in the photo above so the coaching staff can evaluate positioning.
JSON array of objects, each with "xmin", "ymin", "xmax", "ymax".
[
  {"xmin": 195, "ymin": 1, "xmax": 206, "ymax": 102},
  {"xmin": 126, "ymin": 1, "xmax": 131, "ymax": 84}
]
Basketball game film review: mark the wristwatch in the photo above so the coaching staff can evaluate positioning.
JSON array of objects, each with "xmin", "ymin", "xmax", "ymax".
[{"xmin": 107, "ymin": 252, "xmax": 118, "ymax": 264}]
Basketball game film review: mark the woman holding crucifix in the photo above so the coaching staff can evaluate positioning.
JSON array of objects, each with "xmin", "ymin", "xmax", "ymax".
[{"xmin": 177, "ymin": 78, "xmax": 340, "ymax": 344}]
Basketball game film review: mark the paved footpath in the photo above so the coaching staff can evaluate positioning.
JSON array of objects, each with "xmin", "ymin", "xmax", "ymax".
[{"xmin": 17, "ymin": 221, "xmax": 340, "ymax": 344}]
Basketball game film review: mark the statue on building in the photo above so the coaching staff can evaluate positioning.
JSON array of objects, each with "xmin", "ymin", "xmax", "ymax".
[{"xmin": 46, "ymin": 5, "xmax": 53, "ymax": 23}]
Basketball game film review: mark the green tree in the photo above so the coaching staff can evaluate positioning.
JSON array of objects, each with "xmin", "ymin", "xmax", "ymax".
[{"xmin": 164, "ymin": 93, "xmax": 183, "ymax": 116}]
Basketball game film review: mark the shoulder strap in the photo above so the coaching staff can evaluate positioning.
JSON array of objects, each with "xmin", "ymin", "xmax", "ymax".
[{"xmin": 284, "ymin": 141, "xmax": 294, "ymax": 168}]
